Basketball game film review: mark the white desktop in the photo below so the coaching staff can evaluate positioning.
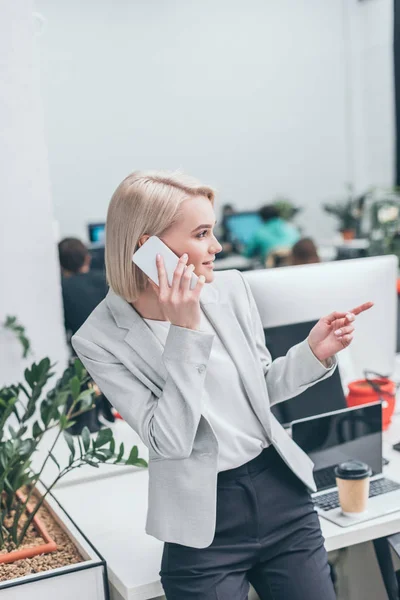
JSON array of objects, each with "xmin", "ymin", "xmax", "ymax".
[{"xmin": 244, "ymin": 255, "xmax": 398, "ymax": 380}]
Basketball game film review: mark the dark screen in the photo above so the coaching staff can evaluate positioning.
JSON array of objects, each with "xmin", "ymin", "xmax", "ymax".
[
  {"xmin": 292, "ymin": 403, "xmax": 382, "ymax": 491},
  {"xmin": 265, "ymin": 320, "xmax": 347, "ymax": 426}
]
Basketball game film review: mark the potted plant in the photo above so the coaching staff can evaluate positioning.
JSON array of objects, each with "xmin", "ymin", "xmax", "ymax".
[
  {"xmin": 0, "ymin": 356, "xmax": 147, "ymax": 597},
  {"xmin": 323, "ymin": 185, "xmax": 361, "ymax": 240},
  {"xmin": 367, "ymin": 195, "xmax": 400, "ymax": 257}
]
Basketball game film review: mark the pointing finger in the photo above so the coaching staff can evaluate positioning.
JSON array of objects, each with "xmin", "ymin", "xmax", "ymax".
[{"xmin": 349, "ymin": 302, "xmax": 374, "ymax": 316}]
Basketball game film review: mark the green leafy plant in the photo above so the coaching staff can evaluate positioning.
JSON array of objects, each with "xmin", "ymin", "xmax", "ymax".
[
  {"xmin": 323, "ymin": 184, "xmax": 361, "ymax": 232},
  {"xmin": 273, "ymin": 197, "xmax": 301, "ymax": 221},
  {"xmin": 0, "ymin": 357, "xmax": 147, "ymax": 551},
  {"xmin": 3, "ymin": 316, "xmax": 31, "ymax": 358},
  {"xmin": 323, "ymin": 200, "xmax": 359, "ymax": 231}
]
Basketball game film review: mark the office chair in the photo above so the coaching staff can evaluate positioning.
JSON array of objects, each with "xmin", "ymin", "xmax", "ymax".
[{"xmin": 373, "ymin": 534, "xmax": 400, "ymax": 599}]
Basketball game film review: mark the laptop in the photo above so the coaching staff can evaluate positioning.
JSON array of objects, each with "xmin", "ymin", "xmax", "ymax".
[{"xmin": 291, "ymin": 402, "xmax": 400, "ymax": 527}]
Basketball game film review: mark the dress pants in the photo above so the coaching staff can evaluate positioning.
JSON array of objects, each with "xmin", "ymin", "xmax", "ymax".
[{"xmin": 160, "ymin": 445, "xmax": 337, "ymax": 600}]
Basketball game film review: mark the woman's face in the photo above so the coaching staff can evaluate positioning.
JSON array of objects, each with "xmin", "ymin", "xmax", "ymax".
[{"xmin": 160, "ymin": 196, "xmax": 223, "ymax": 283}]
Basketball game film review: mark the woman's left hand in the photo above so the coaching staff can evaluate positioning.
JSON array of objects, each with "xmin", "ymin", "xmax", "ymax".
[{"xmin": 308, "ymin": 302, "xmax": 374, "ymax": 363}]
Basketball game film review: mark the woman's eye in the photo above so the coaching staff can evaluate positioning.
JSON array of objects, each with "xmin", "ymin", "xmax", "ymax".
[{"xmin": 197, "ymin": 230, "xmax": 208, "ymax": 238}]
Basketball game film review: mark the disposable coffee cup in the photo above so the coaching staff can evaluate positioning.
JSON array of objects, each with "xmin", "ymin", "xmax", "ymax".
[{"xmin": 334, "ymin": 460, "xmax": 372, "ymax": 517}]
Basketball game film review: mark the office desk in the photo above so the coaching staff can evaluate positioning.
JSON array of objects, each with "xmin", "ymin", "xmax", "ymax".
[
  {"xmin": 321, "ymin": 415, "xmax": 400, "ymax": 553},
  {"xmin": 49, "ymin": 414, "xmax": 400, "ymax": 600}
]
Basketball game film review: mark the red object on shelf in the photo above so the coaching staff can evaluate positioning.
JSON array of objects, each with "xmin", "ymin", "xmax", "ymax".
[
  {"xmin": 347, "ymin": 378, "xmax": 396, "ymax": 430},
  {"xmin": 113, "ymin": 410, "xmax": 123, "ymax": 420}
]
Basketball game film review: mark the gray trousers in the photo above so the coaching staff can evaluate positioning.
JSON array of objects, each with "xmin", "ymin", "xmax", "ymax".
[{"xmin": 160, "ymin": 446, "xmax": 336, "ymax": 600}]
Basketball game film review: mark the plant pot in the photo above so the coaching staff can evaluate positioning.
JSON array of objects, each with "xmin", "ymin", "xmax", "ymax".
[
  {"xmin": 341, "ymin": 229, "xmax": 356, "ymax": 241},
  {"xmin": 347, "ymin": 378, "xmax": 396, "ymax": 430},
  {"xmin": 0, "ymin": 483, "xmax": 108, "ymax": 600},
  {"xmin": 0, "ymin": 490, "xmax": 57, "ymax": 565}
]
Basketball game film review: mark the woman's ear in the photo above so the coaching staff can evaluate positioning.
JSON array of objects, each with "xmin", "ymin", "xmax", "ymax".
[{"xmin": 138, "ymin": 234, "xmax": 150, "ymax": 248}]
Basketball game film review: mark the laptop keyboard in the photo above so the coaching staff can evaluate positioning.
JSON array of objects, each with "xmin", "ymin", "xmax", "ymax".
[
  {"xmin": 314, "ymin": 478, "xmax": 400, "ymax": 512},
  {"xmin": 314, "ymin": 466, "xmax": 336, "ymax": 490}
]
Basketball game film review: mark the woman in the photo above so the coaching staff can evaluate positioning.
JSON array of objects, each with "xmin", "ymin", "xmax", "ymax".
[{"xmin": 72, "ymin": 171, "xmax": 372, "ymax": 600}]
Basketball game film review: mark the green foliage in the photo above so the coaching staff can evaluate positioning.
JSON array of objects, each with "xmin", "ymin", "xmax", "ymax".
[
  {"xmin": 0, "ymin": 357, "xmax": 147, "ymax": 551},
  {"xmin": 323, "ymin": 200, "xmax": 359, "ymax": 231},
  {"xmin": 273, "ymin": 197, "xmax": 301, "ymax": 221},
  {"xmin": 3, "ymin": 316, "xmax": 31, "ymax": 359}
]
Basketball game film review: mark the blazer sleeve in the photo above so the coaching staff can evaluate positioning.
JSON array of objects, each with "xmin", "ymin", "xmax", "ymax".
[
  {"xmin": 72, "ymin": 325, "xmax": 214, "ymax": 460},
  {"xmin": 238, "ymin": 272, "xmax": 337, "ymax": 406}
]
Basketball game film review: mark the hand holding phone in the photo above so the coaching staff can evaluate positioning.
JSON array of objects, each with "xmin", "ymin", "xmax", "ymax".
[
  {"xmin": 132, "ymin": 236, "xmax": 205, "ymax": 330},
  {"xmin": 132, "ymin": 236, "xmax": 198, "ymax": 289}
]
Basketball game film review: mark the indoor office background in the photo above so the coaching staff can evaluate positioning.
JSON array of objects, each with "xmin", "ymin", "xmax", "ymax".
[{"xmin": 1, "ymin": 1, "xmax": 400, "ymax": 600}]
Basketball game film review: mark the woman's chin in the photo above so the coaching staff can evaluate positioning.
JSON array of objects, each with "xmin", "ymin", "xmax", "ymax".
[
  {"xmin": 196, "ymin": 267, "xmax": 215, "ymax": 283},
  {"xmin": 204, "ymin": 270, "xmax": 215, "ymax": 283}
]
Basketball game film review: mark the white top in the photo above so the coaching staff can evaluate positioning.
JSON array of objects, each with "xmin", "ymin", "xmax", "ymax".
[{"xmin": 144, "ymin": 311, "xmax": 269, "ymax": 471}]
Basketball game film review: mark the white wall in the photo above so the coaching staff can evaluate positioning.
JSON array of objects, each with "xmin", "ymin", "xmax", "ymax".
[
  {"xmin": 34, "ymin": 0, "xmax": 347, "ymax": 244},
  {"xmin": 34, "ymin": 0, "xmax": 395, "ymax": 245},
  {"xmin": 0, "ymin": 0, "xmax": 68, "ymax": 385},
  {"xmin": 346, "ymin": 0, "xmax": 394, "ymax": 192}
]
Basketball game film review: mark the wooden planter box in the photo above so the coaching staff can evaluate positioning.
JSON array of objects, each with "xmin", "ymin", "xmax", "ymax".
[{"xmin": 0, "ymin": 484, "xmax": 109, "ymax": 600}]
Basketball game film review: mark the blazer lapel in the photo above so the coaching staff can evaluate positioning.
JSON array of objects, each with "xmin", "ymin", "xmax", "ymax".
[{"xmin": 106, "ymin": 290, "xmax": 168, "ymax": 388}]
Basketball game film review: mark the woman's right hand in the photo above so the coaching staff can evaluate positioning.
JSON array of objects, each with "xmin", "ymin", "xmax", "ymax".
[{"xmin": 149, "ymin": 253, "xmax": 205, "ymax": 330}]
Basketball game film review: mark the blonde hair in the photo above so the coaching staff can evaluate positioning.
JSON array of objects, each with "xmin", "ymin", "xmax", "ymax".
[{"xmin": 105, "ymin": 170, "xmax": 215, "ymax": 302}]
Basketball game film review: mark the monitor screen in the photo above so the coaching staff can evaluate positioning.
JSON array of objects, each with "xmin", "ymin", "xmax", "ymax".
[
  {"xmin": 264, "ymin": 320, "xmax": 347, "ymax": 426},
  {"xmin": 88, "ymin": 223, "xmax": 105, "ymax": 244},
  {"xmin": 292, "ymin": 402, "xmax": 382, "ymax": 491},
  {"xmin": 224, "ymin": 212, "xmax": 262, "ymax": 246}
]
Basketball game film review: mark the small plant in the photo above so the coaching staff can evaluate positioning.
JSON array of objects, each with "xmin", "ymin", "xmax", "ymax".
[
  {"xmin": 273, "ymin": 197, "xmax": 301, "ymax": 221},
  {"xmin": 323, "ymin": 184, "xmax": 361, "ymax": 233},
  {"xmin": 323, "ymin": 199, "xmax": 359, "ymax": 231},
  {"xmin": 0, "ymin": 357, "xmax": 147, "ymax": 551},
  {"xmin": 3, "ymin": 316, "xmax": 31, "ymax": 359}
]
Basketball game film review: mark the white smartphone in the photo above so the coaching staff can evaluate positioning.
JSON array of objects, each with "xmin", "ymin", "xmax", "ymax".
[{"xmin": 132, "ymin": 236, "xmax": 199, "ymax": 289}]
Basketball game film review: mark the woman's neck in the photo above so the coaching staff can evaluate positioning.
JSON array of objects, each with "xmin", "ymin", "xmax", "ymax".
[{"xmin": 132, "ymin": 285, "xmax": 168, "ymax": 321}]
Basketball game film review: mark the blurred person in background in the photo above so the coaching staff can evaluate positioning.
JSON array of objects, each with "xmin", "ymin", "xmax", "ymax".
[
  {"xmin": 58, "ymin": 237, "xmax": 113, "ymax": 431},
  {"xmin": 244, "ymin": 205, "xmax": 300, "ymax": 263},
  {"xmin": 290, "ymin": 238, "xmax": 321, "ymax": 266},
  {"xmin": 59, "ymin": 237, "xmax": 108, "ymax": 338}
]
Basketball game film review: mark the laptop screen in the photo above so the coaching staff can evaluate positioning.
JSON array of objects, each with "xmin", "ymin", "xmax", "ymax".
[{"xmin": 292, "ymin": 403, "xmax": 382, "ymax": 491}]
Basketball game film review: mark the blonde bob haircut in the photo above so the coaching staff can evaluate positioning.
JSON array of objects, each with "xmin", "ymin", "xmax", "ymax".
[{"xmin": 105, "ymin": 170, "xmax": 215, "ymax": 303}]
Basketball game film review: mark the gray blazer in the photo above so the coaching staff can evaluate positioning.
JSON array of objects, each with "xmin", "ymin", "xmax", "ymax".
[{"xmin": 72, "ymin": 270, "xmax": 336, "ymax": 548}]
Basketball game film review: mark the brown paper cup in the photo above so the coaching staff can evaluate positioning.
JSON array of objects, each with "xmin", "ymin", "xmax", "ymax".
[{"xmin": 335, "ymin": 476, "xmax": 370, "ymax": 516}]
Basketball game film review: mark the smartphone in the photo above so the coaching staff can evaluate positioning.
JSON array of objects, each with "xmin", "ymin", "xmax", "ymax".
[{"xmin": 132, "ymin": 236, "xmax": 199, "ymax": 289}]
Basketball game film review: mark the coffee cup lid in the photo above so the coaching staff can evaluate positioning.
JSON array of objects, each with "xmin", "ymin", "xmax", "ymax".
[{"xmin": 334, "ymin": 460, "xmax": 372, "ymax": 480}]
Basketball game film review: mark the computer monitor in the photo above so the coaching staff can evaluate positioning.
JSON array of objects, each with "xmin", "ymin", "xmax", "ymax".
[
  {"xmin": 265, "ymin": 319, "xmax": 347, "ymax": 426},
  {"xmin": 223, "ymin": 211, "xmax": 262, "ymax": 246},
  {"xmin": 244, "ymin": 255, "xmax": 398, "ymax": 381},
  {"xmin": 88, "ymin": 223, "xmax": 106, "ymax": 244}
]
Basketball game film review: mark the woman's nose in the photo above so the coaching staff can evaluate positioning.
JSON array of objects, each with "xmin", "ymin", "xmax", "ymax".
[{"xmin": 210, "ymin": 236, "xmax": 223, "ymax": 254}]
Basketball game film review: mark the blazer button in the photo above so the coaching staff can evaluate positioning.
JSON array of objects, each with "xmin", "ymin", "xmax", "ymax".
[{"xmin": 197, "ymin": 365, "xmax": 205, "ymax": 374}]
